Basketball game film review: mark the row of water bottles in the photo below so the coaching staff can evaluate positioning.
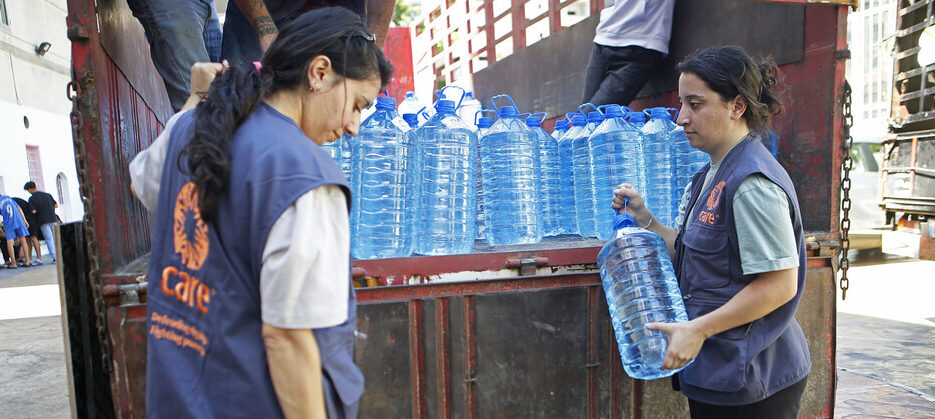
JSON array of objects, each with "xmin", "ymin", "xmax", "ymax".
[{"xmin": 552, "ymin": 104, "xmax": 710, "ymax": 240}]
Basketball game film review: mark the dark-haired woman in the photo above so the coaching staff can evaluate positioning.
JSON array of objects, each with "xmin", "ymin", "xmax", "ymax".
[
  {"xmin": 129, "ymin": 7, "xmax": 391, "ymax": 418},
  {"xmin": 612, "ymin": 46, "xmax": 810, "ymax": 418}
]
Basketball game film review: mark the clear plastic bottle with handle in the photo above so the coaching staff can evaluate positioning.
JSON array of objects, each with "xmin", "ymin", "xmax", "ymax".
[
  {"xmin": 573, "ymin": 104, "xmax": 604, "ymax": 238},
  {"xmin": 474, "ymin": 109, "xmax": 497, "ymax": 240},
  {"xmin": 597, "ymin": 198, "xmax": 692, "ymax": 380},
  {"xmin": 558, "ymin": 112, "xmax": 587, "ymax": 236},
  {"xmin": 640, "ymin": 107, "xmax": 677, "ymax": 227},
  {"xmin": 525, "ymin": 112, "xmax": 562, "ymax": 237},
  {"xmin": 479, "ymin": 95, "xmax": 542, "ymax": 245},
  {"xmin": 413, "ymin": 86, "xmax": 479, "ymax": 255},
  {"xmin": 350, "ymin": 96, "xmax": 417, "ymax": 259},
  {"xmin": 590, "ymin": 104, "xmax": 645, "ymax": 240}
]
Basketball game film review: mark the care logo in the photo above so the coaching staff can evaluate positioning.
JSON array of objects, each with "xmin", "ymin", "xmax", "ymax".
[
  {"xmin": 162, "ymin": 182, "xmax": 214, "ymax": 314},
  {"xmin": 698, "ymin": 180, "xmax": 726, "ymax": 225},
  {"xmin": 173, "ymin": 182, "xmax": 209, "ymax": 270}
]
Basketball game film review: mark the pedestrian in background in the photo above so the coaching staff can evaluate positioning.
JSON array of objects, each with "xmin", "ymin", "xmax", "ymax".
[
  {"xmin": 12, "ymin": 197, "xmax": 42, "ymax": 265},
  {"xmin": 24, "ymin": 182, "xmax": 59, "ymax": 263},
  {"xmin": 582, "ymin": 0, "xmax": 676, "ymax": 107},
  {"xmin": 1, "ymin": 194, "xmax": 32, "ymax": 269},
  {"xmin": 612, "ymin": 46, "xmax": 810, "ymax": 418}
]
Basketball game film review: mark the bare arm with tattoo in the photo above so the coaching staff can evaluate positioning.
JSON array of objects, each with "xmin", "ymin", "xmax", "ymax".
[{"xmin": 232, "ymin": 0, "xmax": 278, "ymax": 53}]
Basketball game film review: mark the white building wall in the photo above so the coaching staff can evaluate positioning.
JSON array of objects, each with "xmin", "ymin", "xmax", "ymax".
[
  {"xmin": 846, "ymin": 0, "xmax": 896, "ymax": 143},
  {"xmin": 0, "ymin": 0, "xmax": 83, "ymax": 222}
]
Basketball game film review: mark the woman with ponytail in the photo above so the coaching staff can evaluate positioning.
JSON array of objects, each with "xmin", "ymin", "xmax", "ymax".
[
  {"xmin": 611, "ymin": 46, "xmax": 810, "ymax": 417},
  {"xmin": 130, "ymin": 7, "xmax": 391, "ymax": 418}
]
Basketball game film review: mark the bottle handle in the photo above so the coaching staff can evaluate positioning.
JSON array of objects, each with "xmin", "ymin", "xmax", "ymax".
[
  {"xmin": 527, "ymin": 112, "xmax": 547, "ymax": 125},
  {"xmin": 565, "ymin": 112, "xmax": 581, "ymax": 121},
  {"xmin": 438, "ymin": 86, "xmax": 467, "ymax": 109},
  {"xmin": 490, "ymin": 94, "xmax": 519, "ymax": 116},
  {"xmin": 474, "ymin": 109, "xmax": 497, "ymax": 125},
  {"xmin": 621, "ymin": 105, "xmax": 634, "ymax": 113},
  {"xmin": 667, "ymin": 107, "xmax": 679, "ymax": 121},
  {"xmin": 578, "ymin": 102, "xmax": 601, "ymax": 115}
]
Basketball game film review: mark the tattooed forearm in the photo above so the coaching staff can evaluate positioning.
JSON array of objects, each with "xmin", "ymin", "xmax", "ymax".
[{"xmin": 254, "ymin": 16, "xmax": 278, "ymax": 37}]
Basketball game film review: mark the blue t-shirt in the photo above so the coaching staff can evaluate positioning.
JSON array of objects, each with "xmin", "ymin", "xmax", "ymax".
[{"xmin": 0, "ymin": 195, "xmax": 27, "ymax": 230}]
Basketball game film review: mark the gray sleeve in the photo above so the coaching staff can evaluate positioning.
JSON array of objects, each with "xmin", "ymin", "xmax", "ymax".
[
  {"xmin": 732, "ymin": 175, "xmax": 799, "ymax": 275},
  {"xmin": 674, "ymin": 182, "xmax": 693, "ymax": 234}
]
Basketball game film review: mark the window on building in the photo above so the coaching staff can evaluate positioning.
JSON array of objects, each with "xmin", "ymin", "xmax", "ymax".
[
  {"xmin": 873, "ymin": 14, "xmax": 879, "ymax": 43},
  {"xmin": 0, "ymin": 0, "xmax": 8, "ymax": 26},
  {"xmin": 25, "ymin": 146, "xmax": 45, "ymax": 190}
]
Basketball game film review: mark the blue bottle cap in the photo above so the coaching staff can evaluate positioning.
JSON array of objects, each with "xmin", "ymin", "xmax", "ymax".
[
  {"xmin": 402, "ymin": 113, "xmax": 419, "ymax": 127},
  {"xmin": 613, "ymin": 212, "xmax": 636, "ymax": 230},
  {"xmin": 376, "ymin": 96, "xmax": 396, "ymax": 110},
  {"xmin": 555, "ymin": 120, "xmax": 570, "ymax": 130},
  {"xmin": 405, "ymin": 91, "xmax": 417, "ymax": 99},
  {"xmin": 602, "ymin": 105, "xmax": 624, "ymax": 118},
  {"xmin": 477, "ymin": 117, "xmax": 494, "ymax": 129},
  {"xmin": 524, "ymin": 117, "xmax": 542, "ymax": 128},
  {"xmin": 436, "ymin": 99, "xmax": 456, "ymax": 113},
  {"xmin": 628, "ymin": 111, "xmax": 647, "ymax": 123},
  {"xmin": 570, "ymin": 114, "xmax": 587, "ymax": 126},
  {"xmin": 499, "ymin": 106, "xmax": 519, "ymax": 118},
  {"xmin": 465, "ymin": 91, "xmax": 474, "ymax": 99},
  {"xmin": 587, "ymin": 111, "xmax": 604, "ymax": 123}
]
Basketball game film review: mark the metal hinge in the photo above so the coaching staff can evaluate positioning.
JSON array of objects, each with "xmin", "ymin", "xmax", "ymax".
[
  {"xmin": 66, "ymin": 14, "xmax": 89, "ymax": 41},
  {"xmin": 103, "ymin": 283, "xmax": 148, "ymax": 306},
  {"xmin": 505, "ymin": 257, "xmax": 549, "ymax": 276}
]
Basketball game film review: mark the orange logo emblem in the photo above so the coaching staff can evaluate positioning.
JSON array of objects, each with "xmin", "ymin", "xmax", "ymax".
[
  {"xmin": 173, "ymin": 182, "xmax": 209, "ymax": 271},
  {"xmin": 706, "ymin": 181, "xmax": 726, "ymax": 211}
]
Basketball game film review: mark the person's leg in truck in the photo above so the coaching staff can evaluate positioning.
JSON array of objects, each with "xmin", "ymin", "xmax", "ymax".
[{"xmin": 126, "ymin": 0, "xmax": 221, "ymax": 111}]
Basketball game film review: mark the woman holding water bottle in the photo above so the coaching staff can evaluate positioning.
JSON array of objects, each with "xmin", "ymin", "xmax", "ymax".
[{"xmin": 611, "ymin": 46, "xmax": 809, "ymax": 418}]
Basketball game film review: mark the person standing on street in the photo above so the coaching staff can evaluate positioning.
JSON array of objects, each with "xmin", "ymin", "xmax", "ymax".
[
  {"xmin": 582, "ymin": 0, "xmax": 676, "ymax": 107},
  {"xmin": 24, "ymin": 182, "xmax": 58, "ymax": 263},
  {"xmin": 612, "ymin": 46, "xmax": 810, "ymax": 418},
  {"xmin": 12, "ymin": 197, "xmax": 42, "ymax": 265},
  {"xmin": 0, "ymin": 194, "xmax": 32, "ymax": 269}
]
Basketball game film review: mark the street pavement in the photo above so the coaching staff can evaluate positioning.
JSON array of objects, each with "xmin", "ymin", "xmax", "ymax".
[{"xmin": 0, "ymin": 252, "xmax": 933, "ymax": 417}]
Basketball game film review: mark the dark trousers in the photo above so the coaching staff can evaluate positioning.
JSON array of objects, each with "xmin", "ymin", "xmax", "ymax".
[
  {"xmin": 688, "ymin": 377, "xmax": 808, "ymax": 419},
  {"xmin": 581, "ymin": 44, "xmax": 663, "ymax": 107}
]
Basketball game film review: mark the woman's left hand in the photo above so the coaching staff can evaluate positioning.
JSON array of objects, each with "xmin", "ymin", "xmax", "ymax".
[{"xmin": 647, "ymin": 321, "xmax": 707, "ymax": 370}]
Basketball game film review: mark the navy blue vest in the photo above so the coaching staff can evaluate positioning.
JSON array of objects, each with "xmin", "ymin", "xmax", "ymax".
[
  {"xmin": 673, "ymin": 135, "xmax": 810, "ymax": 405},
  {"xmin": 146, "ymin": 104, "xmax": 363, "ymax": 418}
]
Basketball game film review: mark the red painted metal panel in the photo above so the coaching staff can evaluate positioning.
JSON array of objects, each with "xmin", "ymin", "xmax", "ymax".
[
  {"xmin": 385, "ymin": 27, "xmax": 416, "ymax": 104},
  {"xmin": 435, "ymin": 298, "xmax": 452, "ymax": 419},
  {"xmin": 409, "ymin": 300, "xmax": 427, "ymax": 418},
  {"xmin": 462, "ymin": 296, "xmax": 478, "ymax": 419}
]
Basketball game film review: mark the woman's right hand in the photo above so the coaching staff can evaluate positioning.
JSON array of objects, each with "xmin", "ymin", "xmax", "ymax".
[{"xmin": 612, "ymin": 183, "xmax": 653, "ymax": 227}]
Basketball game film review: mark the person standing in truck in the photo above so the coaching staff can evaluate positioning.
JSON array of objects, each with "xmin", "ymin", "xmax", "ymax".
[
  {"xmin": 130, "ymin": 8, "xmax": 392, "ymax": 418},
  {"xmin": 221, "ymin": 0, "xmax": 396, "ymax": 62},
  {"xmin": 582, "ymin": 0, "xmax": 676, "ymax": 107},
  {"xmin": 611, "ymin": 46, "xmax": 810, "ymax": 418}
]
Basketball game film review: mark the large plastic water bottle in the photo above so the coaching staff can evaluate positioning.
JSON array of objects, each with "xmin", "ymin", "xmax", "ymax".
[
  {"xmin": 598, "ymin": 202, "xmax": 691, "ymax": 380},
  {"xmin": 474, "ymin": 109, "xmax": 497, "ymax": 240},
  {"xmin": 479, "ymin": 95, "xmax": 542, "ymax": 245},
  {"xmin": 458, "ymin": 91, "xmax": 483, "ymax": 131},
  {"xmin": 414, "ymin": 86, "xmax": 478, "ymax": 255},
  {"xmin": 525, "ymin": 112, "xmax": 562, "ymax": 237},
  {"xmin": 349, "ymin": 96, "xmax": 416, "ymax": 259},
  {"xmin": 590, "ymin": 104, "xmax": 645, "ymax": 240},
  {"xmin": 669, "ymin": 115, "xmax": 709, "ymax": 223},
  {"xmin": 552, "ymin": 118, "xmax": 570, "ymax": 141},
  {"xmin": 627, "ymin": 111, "xmax": 647, "ymax": 130},
  {"xmin": 557, "ymin": 113, "xmax": 586, "ymax": 235},
  {"xmin": 641, "ymin": 107, "xmax": 677, "ymax": 227},
  {"xmin": 573, "ymin": 106, "xmax": 604, "ymax": 238}
]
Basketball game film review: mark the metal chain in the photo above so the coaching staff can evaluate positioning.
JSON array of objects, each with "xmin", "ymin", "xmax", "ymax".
[
  {"xmin": 67, "ymin": 80, "xmax": 113, "ymax": 374},
  {"xmin": 840, "ymin": 81, "xmax": 854, "ymax": 300}
]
